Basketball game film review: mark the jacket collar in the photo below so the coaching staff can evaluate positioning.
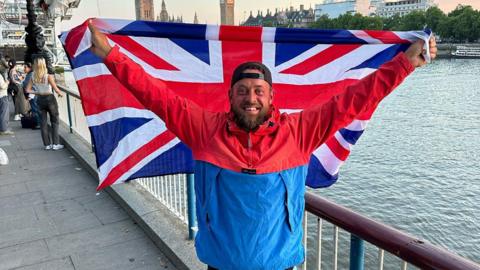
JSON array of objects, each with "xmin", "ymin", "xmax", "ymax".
[{"xmin": 226, "ymin": 106, "xmax": 280, "ymax": 135}]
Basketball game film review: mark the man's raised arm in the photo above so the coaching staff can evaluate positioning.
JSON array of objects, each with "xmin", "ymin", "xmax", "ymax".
[
  {"xmin": 88, "ymin": 21, "xmax": 215, "ymax": 148},
  {"xmin": 294, "ymin": 37, "xmax": 437, "ymax": 154}
]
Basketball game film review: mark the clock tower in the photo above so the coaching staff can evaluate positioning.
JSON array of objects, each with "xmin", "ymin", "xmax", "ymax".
[{"xmin": 220, "ymin": 0, "xmax": 234, "ymax": 25}]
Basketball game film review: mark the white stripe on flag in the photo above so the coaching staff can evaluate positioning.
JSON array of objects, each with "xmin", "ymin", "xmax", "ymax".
[
  {"xmin": 86, "ymin": 107, "xmax": 159, "ymax": 127},
  {"xmin": 73, "ymin": 63, "xmax": 111, "ymax": 81},
  {"xmin": 206, "ymin": 25, "xmax": 220, "ymax": 40},
  {"xmin": 103, "ymin": 138, "xmax": 181, "ymax": 186},
  {"xmin": 113, "ymin": 37, "xmax": 223, "ymax": 83},
  {"xmin": 262, "ymin": 27, "xmax": 276, "ymax": 43},
  {"xmin": 98, "ymin": 18, "xmax": 133, "ymax": 33},
  {"xmin": 334, "ymin": 131, "xmax": 352, "ymax": 151},
  {"xmin": 267, "ymin": 43, "xmax": 393, "ymax": 84},
  {"xmin": 74, "ymin": 28, "xmax": 92, "ymax": 57},
  {"xmin": 97, "ymin": 118, "xmax": 167, "ymax": 182},
  {"xmin": 345, "ymin": 119, "xmax": 369, "ymax": 131},
  {"xmin": 349, "ymin": 30, "xmax": 383, "ymax": 44},
  {"xmin": 59, "ymin": 31, "xmax": 68, "ymax": 45},
  {"xmin": 313, "ymin": 144, "xmax": 344, "ymax": 176}
]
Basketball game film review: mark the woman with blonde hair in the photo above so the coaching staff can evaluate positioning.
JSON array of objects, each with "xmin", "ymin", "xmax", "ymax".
[{"xmin": 25, "ymin": 57, "xmax": 64, "ymax": 150}]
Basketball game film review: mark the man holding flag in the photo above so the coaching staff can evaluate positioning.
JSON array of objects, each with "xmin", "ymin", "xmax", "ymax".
[{"xmin": 87, "ymin": 21, "xmax": 436, "ymax": 270}]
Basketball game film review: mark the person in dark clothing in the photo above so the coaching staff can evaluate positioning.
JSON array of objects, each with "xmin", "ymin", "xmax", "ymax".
[{"xmin": 23, "ymin": 62, "xmax": 40, "ymax": 129}]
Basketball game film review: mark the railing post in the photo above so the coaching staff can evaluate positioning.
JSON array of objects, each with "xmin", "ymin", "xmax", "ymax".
[
  {"xmin": 349, "ymin": 234, "xmax": 365, "ymax": 270},
  {"xmin": 66, "ymin": 93, "xmax": 73, "ymax": 133},
  {"xmin": 186, "ymin": 173, "xmax": 197, "ymax": 240}
]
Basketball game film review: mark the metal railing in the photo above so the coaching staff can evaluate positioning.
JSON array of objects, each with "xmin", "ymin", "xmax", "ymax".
[
  {"xmin": 56, "ymin": 85, "xmax": 90, "ymax": 144},
  {"xmin": 56, "ymin": 84, "xmax": 197, "ymax": 239},
  {"xmin": 303, "ymin": 193, "xmax": 480, "ymax": 270},
  {"xmin": 56, "ymin": 84, "xmax": 479, "ymax": 270}
]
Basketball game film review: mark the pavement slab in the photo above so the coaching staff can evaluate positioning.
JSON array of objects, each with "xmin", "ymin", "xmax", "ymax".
[{"xmin": 0, "ymin": 123, "xmax": 177, "ymax": 270}]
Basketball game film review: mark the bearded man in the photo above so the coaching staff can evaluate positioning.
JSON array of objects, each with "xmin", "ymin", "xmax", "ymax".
[{"xmin": 88, "ymin": 22, "xmax": 437, "ymax": 270}]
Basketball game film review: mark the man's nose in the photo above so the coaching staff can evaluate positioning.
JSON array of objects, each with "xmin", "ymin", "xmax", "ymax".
[{"xmin": 247, "ymin": 90, "xmax": 257, "ymax": 103}]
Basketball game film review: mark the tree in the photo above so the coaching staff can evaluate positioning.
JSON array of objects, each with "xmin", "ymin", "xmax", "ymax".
[
  {"xmin": 446, "ymin": 5, "xmax": 480, "ymax": 42},
  {"xmin": 398, "ymin": 10, "xmax": 426, "ymax": 31},
  {"xmin": 437, "ymin": 17, "xmax": 454, "ymax": 42},
  {"xmin": 310, "ymin": 14, "xmax": 335, "ymax": 29},
  {"xmin": 425, "ymin": 6, "xmax": 446, "ymax": 32},
  {"xmin": 364, "ymin": 16, "xmax": 384, "ymax": 30},
  {"xmin": 383, "ymin": 14, "xmax": 401, "ymax": 30}
]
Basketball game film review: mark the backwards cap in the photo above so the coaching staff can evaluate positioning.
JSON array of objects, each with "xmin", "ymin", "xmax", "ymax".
[{"xmin": 231, "ymin": 62, "xmax": 272, "ymax": 87}]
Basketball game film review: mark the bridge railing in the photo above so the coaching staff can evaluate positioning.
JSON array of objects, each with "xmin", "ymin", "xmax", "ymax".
[
  {"xmin": 302, "ymin": 193, "xmax": 479, "ymax": 270},
  {"xmin": 56, "ymin": 84, "xmax": 197, "ymax": 238},
  {"xmin": 56, "ymin": 84, "xmax": 479, "ymax": 270}
]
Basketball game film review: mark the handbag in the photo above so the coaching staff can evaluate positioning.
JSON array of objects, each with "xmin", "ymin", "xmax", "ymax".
[{"xmin": 20, "ymin": 112, "xmax": 36, "ymax": 129}]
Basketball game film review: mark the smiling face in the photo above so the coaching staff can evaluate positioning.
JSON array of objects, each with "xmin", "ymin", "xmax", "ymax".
[{"xmin": 229, "ymin": 69, "xmax": 273, "ymax": 131}]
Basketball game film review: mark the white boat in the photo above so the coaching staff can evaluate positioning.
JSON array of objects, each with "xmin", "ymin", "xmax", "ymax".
[{"xmin": 451, "ymin": 46, "xmax": 480, "ymax": 59}]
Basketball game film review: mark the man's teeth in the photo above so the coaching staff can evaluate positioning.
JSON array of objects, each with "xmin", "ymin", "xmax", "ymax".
[{"xmin": 245, "ymin": 107, "xmax": 258, "ymax": 111}]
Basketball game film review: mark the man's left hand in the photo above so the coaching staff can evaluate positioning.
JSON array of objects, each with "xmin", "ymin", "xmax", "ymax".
[{"xmin": 405, "ymin": 36, "xmax": 437, "ymax": 68}]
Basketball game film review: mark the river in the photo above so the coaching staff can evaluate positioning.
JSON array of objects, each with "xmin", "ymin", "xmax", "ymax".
[{"xmin": 308, "ymin": 58, "xmax": 480, "ymax": 268}]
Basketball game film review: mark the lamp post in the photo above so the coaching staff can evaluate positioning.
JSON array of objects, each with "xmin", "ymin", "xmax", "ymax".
[{"xmin": 24, "ymin": 0, "xmax": 53, "ymax": 74}]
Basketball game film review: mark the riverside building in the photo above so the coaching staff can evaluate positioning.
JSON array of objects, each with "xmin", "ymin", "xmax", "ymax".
[
  {"xmin": 314, "ymin": 0, "xmax": 370, "ymax": 19},
  {"xmin": 376, "ymin": 0, "xmax": 435, "ymax": 17}
]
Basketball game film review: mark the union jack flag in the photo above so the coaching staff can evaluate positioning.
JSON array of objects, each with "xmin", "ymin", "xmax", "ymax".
[{"xmin": 60, "ymin": 18, "xmax": 430, "ymax": 190}]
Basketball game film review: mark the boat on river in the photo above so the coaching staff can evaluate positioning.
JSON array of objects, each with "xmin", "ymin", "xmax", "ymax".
[{"xmin": 451, "ymin": 46, "xmax": 480, "ymax": 58}]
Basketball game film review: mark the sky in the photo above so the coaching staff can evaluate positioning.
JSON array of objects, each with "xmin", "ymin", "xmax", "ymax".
[{"xmin": 59, "ymin": 0, "xmax": 480, "ymax": 31}]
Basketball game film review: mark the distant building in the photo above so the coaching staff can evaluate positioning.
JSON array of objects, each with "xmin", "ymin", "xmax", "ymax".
[
  {"xmin": 158, "ymin": 0, "xmax": 169, "ymax": 22},
  {"xmin": 194, "ymin": 12, "xmax": 199, "ymax": 24},
  {"xmin": 369, "ymin": 0, "xmax": 383, "ymax": 15},
  {"xmin": 220, "ymin": 0, "xmax": 234, "ymax": 25},
  {"xmin": 155, "ymin": 1, "xmax": 183, "ymax": 23},
  {"xmin": 242, "ymin": 5, "xmax": 315, "ymax": 28},
  {"xmin": 135, "ymin": 0, "xmax": 155, "ymax": 21},
  {"xmin": 314, "ymin": 0, "xmax": 370, "ymax": 19},
  {"xmin": 376, "ymin": 0, "xmax": 435, "ymax": 17}
]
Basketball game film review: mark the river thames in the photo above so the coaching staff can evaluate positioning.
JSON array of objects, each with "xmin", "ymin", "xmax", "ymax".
[{"xmin": 309, "ymin": 58, "xmax": 479, "ymax": 268}]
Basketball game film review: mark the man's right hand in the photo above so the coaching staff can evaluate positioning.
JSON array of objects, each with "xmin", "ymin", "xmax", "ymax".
[{"xmin": 88, "ymin": 20, "xmax": 112, "ymax": 59}]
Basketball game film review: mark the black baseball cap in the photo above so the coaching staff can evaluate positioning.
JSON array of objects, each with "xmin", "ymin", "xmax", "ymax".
[{"xmin": 231, "ymin": 62, "xmax": 272, "ymax": 87}]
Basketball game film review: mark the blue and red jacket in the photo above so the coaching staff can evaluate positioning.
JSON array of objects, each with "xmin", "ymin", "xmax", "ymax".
[{"xmin": 104, "ymin": 46, "xmax": 414, "ymax": 269}]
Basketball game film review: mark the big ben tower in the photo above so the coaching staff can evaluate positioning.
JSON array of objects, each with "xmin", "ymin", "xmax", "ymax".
[
  {"xmin": 220, "ymin": 0, "xmax": 234, "ymax": 25},
  {"xmin": 135, "ymin": 0, "xmax": 155, "ymax": 21}
]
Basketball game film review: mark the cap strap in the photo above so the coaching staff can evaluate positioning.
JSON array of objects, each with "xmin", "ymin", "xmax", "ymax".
[{"xmin": 236, "ymin": 73, "xmax": 266, "ymax": 81}]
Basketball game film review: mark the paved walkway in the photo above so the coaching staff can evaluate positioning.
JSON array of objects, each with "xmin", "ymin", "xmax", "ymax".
[{"xmin": 0, "ymin": 122, "xmax": 176, "ymax": 270}]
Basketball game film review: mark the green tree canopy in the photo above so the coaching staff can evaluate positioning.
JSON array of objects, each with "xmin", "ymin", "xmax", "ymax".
[
  {"xmin": 425, "ymin": 6, "xmax": 446, "ymax": 32},
  {"xmin": 304, "ymin": 5, "xmax": 480, "ymax": 42}
]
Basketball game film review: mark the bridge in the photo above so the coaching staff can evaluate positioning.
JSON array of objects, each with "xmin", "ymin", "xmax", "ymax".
[
  {"xmin": 0, "ymin": 81, "xmax": 478, "ymax": 269},
  {"xmin": 0, "ymin": 1, "xmax": 479, "ymax": 268}
]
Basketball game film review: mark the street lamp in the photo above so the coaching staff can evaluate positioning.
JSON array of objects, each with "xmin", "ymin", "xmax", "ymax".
[{"xmin": 24, "ymin": 0, "xmax": 53, "ymax": 74}]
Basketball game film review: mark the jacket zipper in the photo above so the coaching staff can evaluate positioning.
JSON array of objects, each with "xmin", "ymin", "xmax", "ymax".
[{"xmin": 247, "ymin": 133, "xmax": 252, "ymax": 167}]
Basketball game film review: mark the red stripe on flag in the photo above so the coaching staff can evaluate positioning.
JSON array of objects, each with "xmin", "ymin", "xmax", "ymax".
[
  {"xmin": 219, "ymin": 25, "xmax": 263, "ymax": 42},
  {"xmin": 221, "ymin": 40, "xmax": 263, "ymax": 89},
  {"xmin": 107, "ymin": 35, "xmax": 179, "ymax": 70},
  {"xmin": 97, "ymin": 131, "xmax": 177, "ymax": 190},
  {"xmin": 64, "ymin": 23, "xmax": 88, "ymax": 57},
  {"xmin": 363, "ymin": 30, "xmax": 411, "ymax": 44},
  {"xmin": 280, "ymin": 44, "xmax": 362, "ymax": 75},
  {"xmin": 326, "ymin": 137, "xmax": 350, "ymax": 161},
  {"xmin": 77, "ymin": 75, "xmax": 145, "ymax": 115}
]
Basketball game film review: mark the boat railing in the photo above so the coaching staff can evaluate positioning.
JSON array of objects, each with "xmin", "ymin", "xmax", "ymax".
[{"xmin": 56, "ymin": 84, "xmax": 480, "ymax": 270}]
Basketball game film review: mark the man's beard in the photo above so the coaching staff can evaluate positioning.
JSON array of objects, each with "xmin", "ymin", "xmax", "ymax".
[{"xmin": 232, "ymin": 104, "xmax": 269, "ymax": 131}]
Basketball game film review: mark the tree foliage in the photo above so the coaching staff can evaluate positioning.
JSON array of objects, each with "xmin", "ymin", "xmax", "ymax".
[{"xmin": 308, "ymin": 5, "xmax": 480, "ymax": 42}]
